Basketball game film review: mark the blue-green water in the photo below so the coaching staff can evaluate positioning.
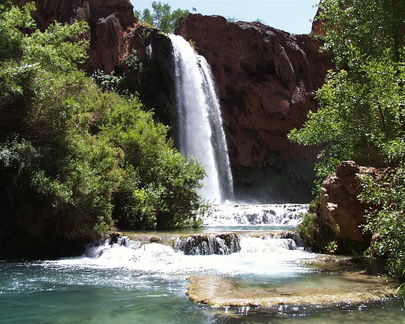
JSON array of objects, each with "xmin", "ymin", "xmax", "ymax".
[{"xmin": 0, "ymin": 235, "xmax": 403, "ymax": 323}]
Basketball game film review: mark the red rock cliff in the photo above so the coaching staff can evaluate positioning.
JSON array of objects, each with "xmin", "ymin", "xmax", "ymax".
[
  {"xmin": 14, "ymin": 0, "xmax": 138, "ymax": 72},
  {"xmin": 15, "ymin": 1, "xmax": 334, "ymax": 202},
  {"xmin": 177, "ymin": 15, "xmax": 333, "ymax": 202}
]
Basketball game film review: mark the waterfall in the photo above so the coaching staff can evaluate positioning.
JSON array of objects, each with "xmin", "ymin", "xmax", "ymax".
[
  {"xmin": 170, "ymin": 34, "xmax": 233, "ymax": 203},
  {"xmin": 202, "ymin": 204, "xmax": 309, "ymax": 227}
]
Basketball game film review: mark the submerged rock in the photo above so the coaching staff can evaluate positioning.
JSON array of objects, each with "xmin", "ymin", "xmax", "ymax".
[{"xmin": 187, "ymin": 272, "xmax": 398, "ymax": 308}]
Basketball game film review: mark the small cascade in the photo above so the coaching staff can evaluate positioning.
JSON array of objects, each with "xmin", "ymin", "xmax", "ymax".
[
  {"xmin": 203, "ymin": 204, "xmax": 309, "ymax": 227},
  {"xmin": 82, "ymin": 231, "xmax": 303, "ymax": 261},
  {"xmin": 170, "ymin": 34, "xmax": 233, "ymax": 203},
  {"xmin": 174, "ymin": 233, "xmax": 241, "ymax": 255},
  {"xmin": 239, "ymin": 236, "xmax": 298, "ymax": 253}
]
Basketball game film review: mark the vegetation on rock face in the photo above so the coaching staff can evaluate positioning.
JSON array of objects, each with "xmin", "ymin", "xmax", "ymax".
[
  {"xmin": 0, "ymin": 3, "xmax": 204, "ymax": 258},
  {"xmin": 290, "ymin": 0, "xmax": 405, "ymax": 184},
  {"xmin": 135, "ymin": 1, "xmax": 190, "ymax": 33},
  {"xmin": 290, "ymin": 0, "xmax": 405, "ymax": 277},
  {"xmin": 360, "ymin": 167, "xmax": 405, "ymax": 278}
]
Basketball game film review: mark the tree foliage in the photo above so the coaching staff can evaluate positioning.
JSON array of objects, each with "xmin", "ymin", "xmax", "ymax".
[
  {"xmin": 0, "ymin": 3, "xmax": 204, "ymax": 258},
  {"xmin": 135, "ymin": 1, "xmax": 189, "ymax": 33},
  {"xmin": 289, "ymin": 0, "xmax": 405, "ymax": 277},
  {"xmin": 359, "ymin": 166, "xmax": 405, "ymax": 278},
  {"xmin": 289, "ymin": 0, "xmax": 405, "ymax": 184}
]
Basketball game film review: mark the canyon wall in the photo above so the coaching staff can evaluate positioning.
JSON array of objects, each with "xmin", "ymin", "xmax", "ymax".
[
  {"xmin": 14, "ymin": 0, "xmax": 178, "ymax": 135},
  {"xmin": 14, "ymin": 0, "xmax": 137, "ymax": 72},
  {"xmin": 14, "ymin": 0, "xmax": 333, "ymax": 202},
  {"xmin": 177, "ymin": 15, "xmax": 333, "ymax": 202}
]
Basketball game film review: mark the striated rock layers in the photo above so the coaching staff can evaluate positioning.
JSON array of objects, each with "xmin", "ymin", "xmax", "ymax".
[{"xmin": 177, "ymin": 15, "xmax": 333, "ymax": 202}]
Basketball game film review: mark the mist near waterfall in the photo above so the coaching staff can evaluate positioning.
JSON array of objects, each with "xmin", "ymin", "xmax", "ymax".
[{"xmin": 170, "ymin": 34, "xmax": 233, "ymax": 203}]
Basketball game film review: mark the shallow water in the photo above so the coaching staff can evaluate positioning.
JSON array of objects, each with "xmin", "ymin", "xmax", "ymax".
[{"xmin": 0, "ymin": 234, "xmax": 403, "ymax": 323}]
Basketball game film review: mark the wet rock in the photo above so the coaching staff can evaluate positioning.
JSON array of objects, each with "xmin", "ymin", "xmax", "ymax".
[
  {"xmin": 108, "ymin": 232, "xmax": 122, "ymax": 245},
  {"xmin": 149, "ymin": 235, "xmax": 162, "ymax": 243},
  {"xmin": 174, "ymin": 233, "xmax": 241, "ymax": 255},
  {"xmin": 279, "ymin": 231, "xmax": 305, "ymax": 248}
]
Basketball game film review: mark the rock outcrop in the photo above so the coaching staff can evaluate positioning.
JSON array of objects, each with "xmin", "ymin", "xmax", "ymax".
[
  {"xmin": 14, "ymin": 0, "xmax": 178, "ymax": 134},
  {"xmin": 174, "ymin": 233, "xmax": 241, "ymax": 255},
  {"xmin": 15, "ymin": 0, "xmax": 138, "ymax": 72},
  {"xmin": 315, "ymin": 161, "xmax": 382, "ymax": 251},
  {"xmin": 177, "ymin": 15, "xmax": 334, "ymax": 202},
  {"xmin": 187, "ymin": 271, "xmax": 397, "ymax": 308}
]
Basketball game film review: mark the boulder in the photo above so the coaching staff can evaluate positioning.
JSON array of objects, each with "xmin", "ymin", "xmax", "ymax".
[
  {"xmin": 317, "ymin": 161, "xmax": 379, "ymax": 249},
  {"xmin": 174, "ymin": 233, "xmax": 241, "ymax": 255}
]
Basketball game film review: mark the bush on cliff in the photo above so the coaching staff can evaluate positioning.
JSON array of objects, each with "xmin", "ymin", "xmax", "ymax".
[
  {"xmin": 0, "ymin": 3, "xmax": 204, "ymax": 258},
  {"xmin": 289, "ymin": 0, "xmax": 405, "ymax": 276},
  {"xmin": 289, "ymin": 0, "xmax": 405, "ymax": 182},
  {"xmin": 135, "ymin": 1, "xmax": 190, "ymax": 33}
]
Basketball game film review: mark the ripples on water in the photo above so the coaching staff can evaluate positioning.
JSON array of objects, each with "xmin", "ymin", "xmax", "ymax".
[
  {"xmin": 0, "ymin": 204, "xmax": 403, "ymax": 323},
  {"xmin": 0, "ymin": 233, "xmax": 403, "ymax": 323}
]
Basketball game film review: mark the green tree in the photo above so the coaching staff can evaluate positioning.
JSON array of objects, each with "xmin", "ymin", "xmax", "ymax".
[
  {"xmin": 359, "ymin": 166, "xmax": 405, "ymax": 278},
  {"xmin": 135, "ymin": 1, "xmax": 189, "ymax": 33},
  {"xmin": 0, "ymin": 3, "xmax": 204, "ymax": 258},
  {"xmin": 289, "ymin": 0, "xmax": 405, "ymax": 183},
  {"xmin": 97, "ymin": 94, "xmax": 204, "ymax": 230},
  {"xmin": 289, "ymin": 0, "xmax": 405, "ymax": 276},
  {"xmin": 0, "ymin": 3, "xmax": 113, "ymax": 257}
]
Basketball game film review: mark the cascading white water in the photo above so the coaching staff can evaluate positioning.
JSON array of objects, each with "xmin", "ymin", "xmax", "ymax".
[
  {"xmin": 203, "ymin": 203, "xmax": 309, "ymax": 227},
  {"xmin": 170, "ymin": 34, "xmax": 233, "ymax": 203}
]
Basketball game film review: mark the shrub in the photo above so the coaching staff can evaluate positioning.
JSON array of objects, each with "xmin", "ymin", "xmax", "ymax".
[{"xmin": 360, "ymin": 166, "xmax": 405, "ymax": 278}]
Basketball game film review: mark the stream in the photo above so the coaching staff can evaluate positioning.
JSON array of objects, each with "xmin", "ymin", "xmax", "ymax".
[{"xmin": 0, "ymin": 204, "xmax": 403, "ymax": 323}]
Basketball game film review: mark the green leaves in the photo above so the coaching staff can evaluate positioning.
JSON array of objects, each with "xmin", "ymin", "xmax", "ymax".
[
  {"xmin": 290, "ymin": 0, "xmax": 405, "ymax": 184},
  {"xmin": 290, "ymin": 1, "xmax": 405, "ymax": 276},
  {"xmin": 22, "ymin": 20, "xmax": 89, "ymax": 72},
  {"xmin": 0, "ymin": 3, "xmax": 204, "ymax": 258},
  {"xmin": 319, "ymin": 0, "xmax": 405, "ymax": 68},
  {"xmin": 360, "ymin": 166, "xmax": 405, "ymax": 278},
  {"xmin": 97, "ymin": 94, "xmax": 204, "ymax": 230},
  {"xmin": 135, "ymin": 1, "xmax": 190, "ymax": 33}
]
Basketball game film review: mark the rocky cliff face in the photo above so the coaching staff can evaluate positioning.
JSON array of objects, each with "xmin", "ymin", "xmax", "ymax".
[
  {"xmin": 297, "ymin": 161, "xmax": 380, "ymax": 254},
  {"xmin": 15, "ymin": 0, "xmax": 137, "ymax": 72},
  {"xmin": 177, "ymin": 15, "xmax": 333, "ymax": 202},
  {"xmin": 14, "ymin": 0, "xmax": 178, "ymax": 133},
  {"xmin": 16, "ymin": 0, "xmax": 334, "ymax": 203}
]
